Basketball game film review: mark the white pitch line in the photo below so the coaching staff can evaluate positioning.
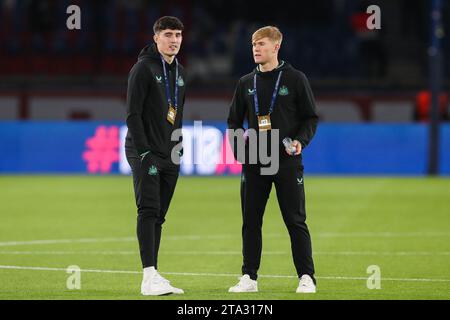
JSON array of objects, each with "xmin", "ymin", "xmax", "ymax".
[
  {"xmin": 0, "ymin": 231, "xmax": 449, "ymax": 247},
  {"xmin": 0, "ymin": 251, "xmax": 137, "ymax": 255},
  {"xmin": 0, "ymin": 250, "xmax": 283, "ymax": 255},
  {"xmin": 0, "ymin": 235, "xmax": 243, "ymax": 247},
  {"xmin": 0, "ymin": 265, "xmax": 450, "ymax": 283},
  {"xmin": 0, "ymin": 250, "xmax": 450, "ymax": 256},
  {"xmin": 0, "ymin": 265, "xmax": 139, "ymax": 274},
  {"xmin": 314, "ymin": 251, "xmax": 450, "ymax": 256},
  {"xmin": 0, "ymin": 237, "xmax": 135, "ymax": 247},
  {"xmin": 0, "ymin": 236, "xmax": 227, "ymax": 247},
  {"xmin": 314, "ymin": 232, "xmax": 450, "ymax": 238}
]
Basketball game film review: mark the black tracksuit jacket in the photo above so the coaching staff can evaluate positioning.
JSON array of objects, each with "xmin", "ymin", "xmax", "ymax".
[
  {"xmin": 227, "ymin": 61, "xmax": 319, "ymax": 170},
  {"xmin": 125, "ymin": 43, "xmax": 186, "ymax": 158}
]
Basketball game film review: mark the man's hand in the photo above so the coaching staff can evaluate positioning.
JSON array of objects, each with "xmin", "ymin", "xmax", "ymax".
[{"xmin": 285, "ymin": 140, "xmax": 302, "ymax": 156}]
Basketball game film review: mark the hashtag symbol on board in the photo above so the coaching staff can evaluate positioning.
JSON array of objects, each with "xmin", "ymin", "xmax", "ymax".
[{"xmin": 82, "ymin": 126, "xmax": 120, "ymax": 173}]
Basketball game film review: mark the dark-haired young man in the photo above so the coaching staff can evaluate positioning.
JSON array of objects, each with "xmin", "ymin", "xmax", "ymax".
[{"xmin": 125, "ymin": 16, "xmax": 186, "ymax": 296}]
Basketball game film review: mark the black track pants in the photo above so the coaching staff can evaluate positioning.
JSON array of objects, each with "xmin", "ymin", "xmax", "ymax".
[
  {"xmin": 126, "ymin": 147, "xmax": 179, "ymax": 269},
  {"xmin": 240, "ymin": 165, "xmax": 315, "ymax": 282}
]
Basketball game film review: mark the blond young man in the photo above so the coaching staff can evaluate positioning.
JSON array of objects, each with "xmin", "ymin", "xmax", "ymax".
[{"xmin": 227, "ymin": 26, "xmax": 319, "ymax": 293}]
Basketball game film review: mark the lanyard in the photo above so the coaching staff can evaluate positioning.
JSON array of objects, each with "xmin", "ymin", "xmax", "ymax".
[
  {"xmin": 253, "ymin": 70, "xmax": 282, "ymax": 116},
  {"xmin": 160, "ymin": 55, "xmax": 179, "ymax": 109}
]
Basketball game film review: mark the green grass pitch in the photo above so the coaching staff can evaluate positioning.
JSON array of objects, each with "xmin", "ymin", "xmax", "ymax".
[{"xmin": 0, "ymin": 175, "xmax": 449, "ymax": 300}]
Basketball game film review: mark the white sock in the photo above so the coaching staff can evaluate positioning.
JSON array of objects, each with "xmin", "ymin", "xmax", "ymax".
[{"xmin": 143, "ymin": 266, "xmax": 157, "ymax": 280}]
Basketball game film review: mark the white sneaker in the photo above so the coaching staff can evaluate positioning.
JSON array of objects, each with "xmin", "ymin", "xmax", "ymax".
[
  {"xmin": 141, "ymin": 272, "xmax": 184, "ymax": 296},
  {"xmin": 141, "ymin": 273, "xmax": 173, "ymax": 296},
  {"xmin": 296, "ymin": 274, "xmax": 316, "ymax": 293},
  {"xmin": 229, "ymin": 274, "xmax": 258, "ymax": 293},
  {"xmin": 154, "ymin": 272, "xmax": 184, "ymax": 295}
]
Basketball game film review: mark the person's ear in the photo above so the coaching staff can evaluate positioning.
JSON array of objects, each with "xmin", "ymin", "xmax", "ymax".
[
  {"xmin": 153, "ymin": 34, "xmax": 158, "ymax": 43},
  {"xmin": 274, "ymin": 43, "xmax": 280, "ymax": 53}
]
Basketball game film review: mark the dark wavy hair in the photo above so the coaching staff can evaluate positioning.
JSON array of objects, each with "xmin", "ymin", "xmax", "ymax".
[{"xmin": 153, "ymin": 16, "xmax": 184, "ymax": 34}]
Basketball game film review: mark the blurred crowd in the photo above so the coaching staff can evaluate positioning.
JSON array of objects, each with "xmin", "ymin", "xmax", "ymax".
[{"xmin": 0, "ymin": 0, "xmax": 449, "ymax": 86}]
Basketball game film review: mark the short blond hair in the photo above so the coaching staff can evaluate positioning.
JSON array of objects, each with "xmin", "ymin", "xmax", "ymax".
[{"xmin": 252, "ymin": 26, "xmax": 283, "ymax": 44}]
